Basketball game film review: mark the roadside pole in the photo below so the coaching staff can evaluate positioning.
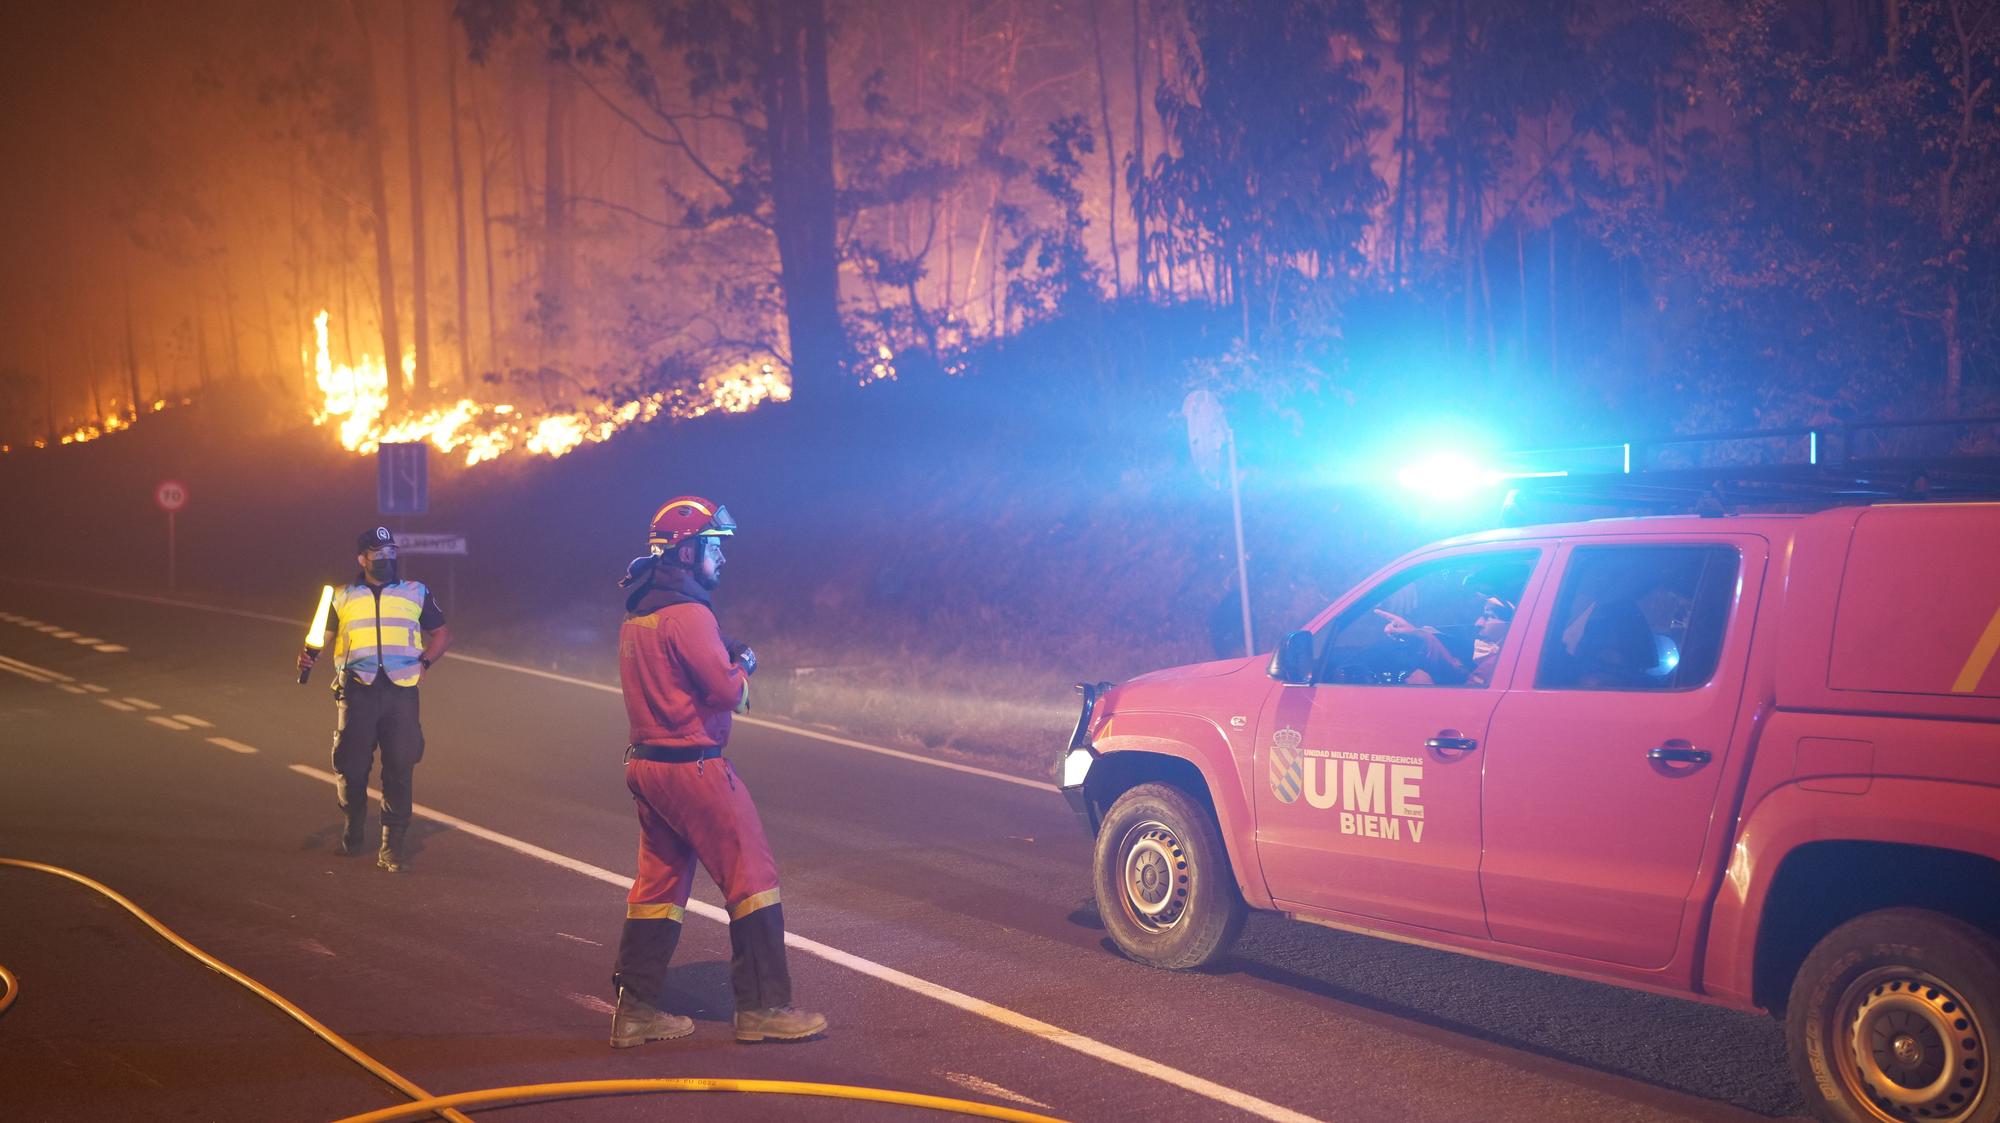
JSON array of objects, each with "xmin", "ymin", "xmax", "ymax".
[
  {"xmin": 1227, "ymin": 427, "xmax": 1252, "ymax": 659},
  {"xmin": 154, "ymin": 480, "xmax": 188, "ymax": 593}
]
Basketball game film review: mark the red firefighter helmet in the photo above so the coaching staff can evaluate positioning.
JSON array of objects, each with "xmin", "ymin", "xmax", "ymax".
[{"xmin": 648, "ymin": 496, "xmax": 736, "ymax": 553}]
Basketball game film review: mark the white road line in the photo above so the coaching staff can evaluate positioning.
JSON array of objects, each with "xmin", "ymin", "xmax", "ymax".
[
  {"xmin": 172, "ymin": 714, "xmax": 214, "ymax": 728},
  {"xmin": 50, "ymin": 630, "xmax": 77, "ymax": 639},
  {"xmin": 146, "ymin": 715, "xmax": 189, "ymax": 731},
  {"xmin": 0, "ymin": 654, "xmax": 73, "ymax": 682},
  {"xmin": 80, "ymin": 684, "xmax": 108, "ymax": 693},
  {"xmin": 286, "ymin": 763, "xmax": 1320, "ymax": 1123},
  {"xmin": 17, "ymin": 619, "xmax": 42, "ymax": 627},
  {"xmin": 556, "ymin": 932, "xmax": 603, "ymax": 947},
  {"xmin": 12, "ymin": 579, "xmax": 1059, "ymax": 792},
  {"xmin": 72, "ymin": 637, "xmax": 103, "ymax": 645},
  {"xmin": 99, "ymin": 699, "xmax": 136, "ymax": 713},
  {"xmin": 122, "ymin": 697, "xmax": 161, "ymax": 710},
  {"xmin": 94, "ymin": 644, "xmax": 129, "ymax": 653},
  {"xmin": 34, "ymin": 624, "xmax": 61, "ymax": 633},
  {"xmin": 0, "ymin": 663, "xmax": 52, "ymax": 683},
  {"xmin": 206, "ymin": 737, "xmax": 259, "ymax": 755},
  {"xmin": 57, "ymin": 684, "xmax": 87, "ymax": 694}
]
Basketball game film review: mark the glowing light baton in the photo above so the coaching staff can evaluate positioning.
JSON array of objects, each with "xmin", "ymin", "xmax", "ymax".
[{"xmin": 298, "ymin": 585, "xmax": 334, "ymax": 684}]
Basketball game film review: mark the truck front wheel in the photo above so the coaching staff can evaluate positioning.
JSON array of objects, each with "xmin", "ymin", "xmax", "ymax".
[
  {"xmin": 1787, "ymin": 908, "xmax": 2000, "ymax": 1123},
  {"xmin": 1093, "ymin": 782, "xmax": 1247, "ymax": 970}
]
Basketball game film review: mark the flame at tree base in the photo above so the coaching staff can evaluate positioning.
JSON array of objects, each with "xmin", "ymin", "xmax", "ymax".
[{"xmin": 307, "ymin": 310, "xmax": 791, "ymax": 466}]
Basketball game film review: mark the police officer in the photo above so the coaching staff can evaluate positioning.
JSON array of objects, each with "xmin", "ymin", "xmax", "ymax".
[
  {"xmin": 297, "ymin": 527, "xmax": 451, "ymax": 872},
  {"xmin": 608, "ymin": 496, "xmax": 825, "ymax": 1048}
]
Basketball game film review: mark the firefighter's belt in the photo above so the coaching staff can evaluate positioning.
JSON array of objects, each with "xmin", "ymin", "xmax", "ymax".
[{"xmin": 626, "ymin": 743, "xmax": 724, "ymax": 763}]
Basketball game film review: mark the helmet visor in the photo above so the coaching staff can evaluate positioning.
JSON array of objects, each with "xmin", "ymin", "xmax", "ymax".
[{"xmin": 702, "ymin": 505, "xmax": 736, "ymax": 536}]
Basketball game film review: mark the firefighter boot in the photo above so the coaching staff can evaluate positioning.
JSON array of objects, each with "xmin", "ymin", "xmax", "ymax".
[
  {"xmin": 729, "ymin": 903, "xmax": 825, "ymax": 1042},
  {"xmin": 609, "ymin": 986, "xmax": 694, "ymax": 1047},
  {"xmin": 376, "ymin": 824, "xmax": 410, "ymax": 873},
  {"xmin": 335, "ymin": 804, "xmax": 367, "ymax": 857},
  {"xmin": 733, "ymin": 1005, "xmax": 827, "ymax": 1042}
]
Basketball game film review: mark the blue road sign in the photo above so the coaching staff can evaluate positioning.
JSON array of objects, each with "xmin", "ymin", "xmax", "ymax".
[{"xmin": 378, "ymin": 442, "xmax": 428, "ymax": 516}]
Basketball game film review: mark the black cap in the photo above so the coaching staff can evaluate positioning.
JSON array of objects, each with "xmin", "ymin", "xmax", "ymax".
[{"xmin": 357, "ymin": 526, "xmax": 396, "ymax": 554}]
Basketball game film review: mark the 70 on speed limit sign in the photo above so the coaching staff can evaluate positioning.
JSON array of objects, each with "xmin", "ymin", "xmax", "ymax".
[{"xmin": 155, "ymin": 480, "xmax": 189, "ymax": 512}]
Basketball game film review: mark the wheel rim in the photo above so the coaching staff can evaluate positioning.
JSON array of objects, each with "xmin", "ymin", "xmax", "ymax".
[
  {"xmin": 1834, "ymin": 967, "xmax": 1987, "ymax": 1122},
  {"xmin": 1116, "ymin": 818, "xmax": 1190, "ymax": 933}
]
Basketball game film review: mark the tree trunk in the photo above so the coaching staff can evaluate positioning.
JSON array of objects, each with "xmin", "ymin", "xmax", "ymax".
[
  {"xmin": 474, "ymin": 109, "xmax": 502, "ymax": 377},
  {"xmin": 222, "ymin": 257, "xmax": 245, "ymax": 380},
  {"xmin": 541, "ymin": 60, "xmax": 572, "ymax": 359},
  {"xmin": 757, "ymin": 0, "xmax": 845, "ymax": 396},
  {"xmin": 445, "ymin": 18, "xmax": 475, "ymax": 390},
  {"xmin": 1392, "ymin": 0, "xmax": 1416, "ymax": 288},
  {"xmin": 1547, "ymin": 220, "xmax": 1559, "ymax": 386},
  {"xmin": 1088, "ymin": 0, "xmax": 1122, "ymax": 295},
  {"xmin": 403, "ymin": 0, "xmax": 432, "ymax": 404},
  {"xmin": 353, "ymin": 0, "xmax": 405, "ymax": 412},
  {"xmin": 1130, "ymin": 0, "xmax": 1149, "ymax": 299}
]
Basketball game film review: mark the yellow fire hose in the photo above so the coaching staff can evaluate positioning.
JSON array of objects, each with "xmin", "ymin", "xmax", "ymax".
[
  {"xmin": 327, "ymin": 1080, "xmax": 1068, "ymax": 1122},
  {"xmin": 0, "ymin": 857, "xmax": 474, "ymax": 1123},
  {"xmin": 0, "ymin": 858, "xmax": 1069, "ymax": 1123}
]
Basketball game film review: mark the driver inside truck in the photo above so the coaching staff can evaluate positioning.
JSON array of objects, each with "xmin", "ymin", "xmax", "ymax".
[{"xmin": 1377, "ymin": 595, "xmax": 1516, "ymax": 686}]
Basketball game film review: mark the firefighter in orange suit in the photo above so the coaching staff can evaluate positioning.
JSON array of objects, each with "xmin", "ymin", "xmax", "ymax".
[
  {"xmin": 607, "ymin": 496, "xmax": 826, "ymax": 1048},
  {"xmin": 297, "ymin": 527, "xmax": 451, "ymax": 872}
]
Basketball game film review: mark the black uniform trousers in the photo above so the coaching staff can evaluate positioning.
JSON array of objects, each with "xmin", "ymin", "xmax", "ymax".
[{"xmin": 331, "ymin": 674, "xmax": 425, "ymax": 828}]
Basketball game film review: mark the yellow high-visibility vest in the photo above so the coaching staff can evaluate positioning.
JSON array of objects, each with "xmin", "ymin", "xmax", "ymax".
[{"xmin": 331, "ymin": 582, "xmax": 428, "ymax": 687}]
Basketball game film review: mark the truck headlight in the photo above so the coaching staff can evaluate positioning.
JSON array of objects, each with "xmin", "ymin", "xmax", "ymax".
[{"xmin": 1061, "ymin": 746, "xmax": 1095, "ymax": 789}]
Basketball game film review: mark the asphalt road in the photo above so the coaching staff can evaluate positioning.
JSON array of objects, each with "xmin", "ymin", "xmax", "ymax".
[{"xmin": 0, "ymin": 577, "xmax": 1812, "ymax": 1122}]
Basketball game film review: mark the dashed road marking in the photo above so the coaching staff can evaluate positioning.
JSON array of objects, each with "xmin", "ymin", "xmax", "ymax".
[
  {"xmin": 57, "ymin": 684, "xmax": 87, "ymax": 694},
  {"xmin": 206, "ymin": 737, "xmax": 259, "ymax": 755},
  {"xmin": 80, "ymin": 684, "xmax": 108, "ymax": 693},
  {"xmin": 122, "ymin": 697, "xmax": 161, "ymax": 710},
  {"xmin": 94, "ymin": 645, "xmax": 129, "ymax": 653},
  {"xmin": 0, "ymin": 662, "xmax": 53, "ymax": 683},
  {"xmin": 943, "ymin": 1073, "xmax": 1054, "ymax": 1110},
  {"xmin": 566, "ymin": 991, "xmax": 616, "ymax": 1015},
  {"xmin": 556, "ymin": 932, "xmax": 603, "ymax": 947},
  {"xmin": 146, "ymin": 715, "xmax": 189, "ymax": 731},
  {"xmin": 50, "ymin": 630, "xmax": 76, "ymax": 639},
  {"xmin": 172, "ymin": 714, "xmax": 213, "ymax": 728},
  {"xmin": 73, "ymin": 636, "xmax": 103, "ymax": 645},
  {"xmin": 287, "ymin": 763, "xmax": 1321, "ymax": 1123},
  {"xmin": 99, "ymin": 699, "xmax": 136, "ymax": 713}
]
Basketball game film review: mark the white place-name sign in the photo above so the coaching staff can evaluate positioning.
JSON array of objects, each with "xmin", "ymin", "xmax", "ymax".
[{"xmin": 397, "ymin": 533, "xmax": 467, "ymax": 556}]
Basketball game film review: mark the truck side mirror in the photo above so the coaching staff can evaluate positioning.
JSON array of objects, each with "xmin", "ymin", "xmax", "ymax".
[{"xmin": 1272, "ymin": 629, "xmax": 1315, "ymax": 685}]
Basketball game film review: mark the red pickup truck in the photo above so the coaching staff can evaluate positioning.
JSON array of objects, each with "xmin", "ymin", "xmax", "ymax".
[{"xmin": 1062, "ymin": 499, "xmax": 2000, "ymax": 1123}]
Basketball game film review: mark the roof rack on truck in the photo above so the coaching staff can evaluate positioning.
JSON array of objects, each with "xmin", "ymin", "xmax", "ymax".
[{"xmin": 1497, "ymin": 415, "xmax": 2000, "ymax": 517}]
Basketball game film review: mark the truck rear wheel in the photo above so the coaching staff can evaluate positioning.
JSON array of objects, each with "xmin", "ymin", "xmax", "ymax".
[
  {"xmin": 1092, "ymin": 782, "xmax": 1246, "ymax": 970},
  {"xmin": 1787, "ymin": 908, "xmax": 2000, "ymax": 1123}
]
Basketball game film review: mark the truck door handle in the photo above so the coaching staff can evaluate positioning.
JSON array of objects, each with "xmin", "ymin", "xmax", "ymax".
[
  {"xmin": 1425, "ymin": 736, "xmax": 1478, "ymax": 754},
  {"xmin": 1648, "ymin": 745, "xmax": 1712, "ymax": 765}
]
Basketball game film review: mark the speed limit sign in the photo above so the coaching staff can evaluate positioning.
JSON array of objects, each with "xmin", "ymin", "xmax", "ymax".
[{"xmin": 155, "ymin": 480, "xmax": 188, "ymax": 512}]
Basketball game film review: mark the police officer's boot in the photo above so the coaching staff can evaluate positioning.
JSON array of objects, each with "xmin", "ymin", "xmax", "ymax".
[
  {"xmin": 335, "ymin": 805, "xmax": 368, "ymax": 857},
  {"xmin": 609, "ymin": 986, "xmax": 694, "ymax": 1048},
  {"xmin": 376, "ymin": 824, "xmax": 410, "ymax": 873}
]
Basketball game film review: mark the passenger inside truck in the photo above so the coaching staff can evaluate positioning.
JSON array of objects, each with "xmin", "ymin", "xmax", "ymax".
[{"xmin": 1538, "ymin": 544, "xmax": 1739, "ymax": 692}]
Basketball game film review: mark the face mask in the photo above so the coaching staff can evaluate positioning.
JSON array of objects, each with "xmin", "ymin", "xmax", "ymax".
[{"xmin": 366, "ymin": 559, "xmax": 399, "ymax": 584}]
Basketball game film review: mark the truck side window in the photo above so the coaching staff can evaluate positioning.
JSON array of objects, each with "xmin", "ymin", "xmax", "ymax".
[
  {"xmin": 1313, "ymin": 550, "xmax": 1539, "ymax": 687},
  {"xmin": 1535, "ymin": 545, "xmax": 1739, "ymax": 692}
]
